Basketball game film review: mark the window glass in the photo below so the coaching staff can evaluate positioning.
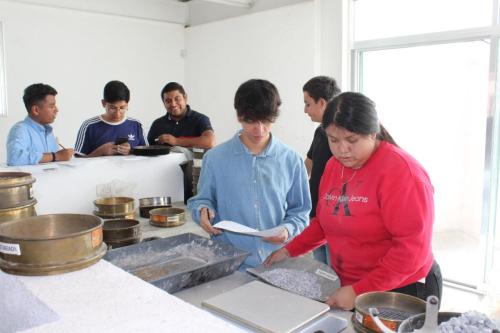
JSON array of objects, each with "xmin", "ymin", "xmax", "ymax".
[
  {"xmin": 354, "ymin": 0, "xmax": 492, "ymax": 40},
  {"xmin": 361, "ymin": 41, "xmax": 490, "ymax": 285}
]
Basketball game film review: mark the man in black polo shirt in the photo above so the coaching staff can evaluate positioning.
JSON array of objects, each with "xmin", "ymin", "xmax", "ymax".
[
  {"xmin": 303, "ymin": 76, "xmax": 341, "ymax": 264},
  {"xmin": 148, "ymin": 82, "xmax": 215, "ymax": 203},
  {"xmin": 147, "ymin": 82, "xmax": 215, "ymax": 149}
]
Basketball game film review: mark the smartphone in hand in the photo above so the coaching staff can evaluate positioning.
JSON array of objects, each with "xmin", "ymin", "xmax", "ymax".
[{"xmin": 114, "ymin": 137, "xmax": 128, "ymax": 145}]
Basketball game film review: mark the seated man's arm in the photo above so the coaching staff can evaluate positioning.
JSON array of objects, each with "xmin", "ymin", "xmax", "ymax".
[
  {"xmin": 157, "ymin": 130, "xmax": 215, "ymax": 149},
  {"xmin": 7, "ymin": 126, "xmax": 43, "ymax": 166}
]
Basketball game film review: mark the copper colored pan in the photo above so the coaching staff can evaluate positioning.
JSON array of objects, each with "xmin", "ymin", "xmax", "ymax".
[
  {"xmin": 0, "ymin": 200, "xmax": 37, "ymax": 225},
  {"xmin": 149, "ymin": 207, "xmax": 185, "ymax": 227},
  {"xmin": 93, "ymin": 197, "xmax": 134, "ymax": 216},
  {"xmin": 0, "ymin": 214, "xmax": 106, "ymax": 275},
  {"xmin": 354, "ymin": 292, "xmax": 426, "ymax": 333},
  {"xmin": 0, "ymin": 172, "xmax": 36, "ymax": 209}
]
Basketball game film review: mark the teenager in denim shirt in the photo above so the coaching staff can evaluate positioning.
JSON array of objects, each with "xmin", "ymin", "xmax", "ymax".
[{"xmin": 187, "ymin": 79, "xmax": 311, "ymax": 269}]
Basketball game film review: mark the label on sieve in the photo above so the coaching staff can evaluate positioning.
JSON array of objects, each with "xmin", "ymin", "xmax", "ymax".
[
  {"xmin": 29, "ymin": 187, "xmax": 34, "ymax": 199},
  {"xmin": 0, "ymin": 242, "xmax": 21, "ymax": 255},
  {"xmin": 355, "ymin": 310, "xmax": 363, "ymax": 324},
  {"xmin": 315, "ymin": 269, "xmax": 338, "ymax": 281},
  {"xmin": 91, "ymin": 228, "xmax": 103, "ymax": 248}
]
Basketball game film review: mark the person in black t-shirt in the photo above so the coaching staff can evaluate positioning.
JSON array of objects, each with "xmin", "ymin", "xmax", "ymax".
[
  {"xmin": 147, "ymin": 82, "xmax": 215, "ymax": 149},
  {"xmin": 303, "ymin": 76, "xmax": 341, "ymax": 264}
]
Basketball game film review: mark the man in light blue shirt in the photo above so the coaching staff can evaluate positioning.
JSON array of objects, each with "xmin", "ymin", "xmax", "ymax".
[
  {"xmin": 7, "ymin": 83, "xmax": 74, "ymax": 166},
  {"xmin": 187, "ymin": 79, "xmax": 311, "ymax": 268}
]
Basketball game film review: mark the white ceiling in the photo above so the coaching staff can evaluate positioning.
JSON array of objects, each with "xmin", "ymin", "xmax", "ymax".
[
  {"xmin": 6, "ymin": 0, "xmax": 309, "ymax": 26},
  {"xmin": 175, "ymin": 0, "xmax": 310, "ymax": 26}
]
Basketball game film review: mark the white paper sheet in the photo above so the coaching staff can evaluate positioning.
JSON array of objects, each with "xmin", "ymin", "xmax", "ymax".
[{"xmin": 212, "ymin": 220, "xmax": 285, "ymax": 237}]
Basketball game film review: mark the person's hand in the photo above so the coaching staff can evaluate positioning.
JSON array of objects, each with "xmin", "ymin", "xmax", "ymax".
[
  {"xmin": 55, "ymin": 148, "xmax": 74, "ymax": 161},
  {"xmin": 115, "ymin": 142, "xmax": 131, "ymax": 155},
  {"xmin": 199, "ymin": 207, "xmax": 222, "ymax": 236},
  {"xmin": 262, "ymin": 227, "xmax": 289, "ymax": 244},
  {"xmin": 326, "ymin": 285, "xmax": 357, "ymax": 310},
  {"xmin": 157, "ymin": 134, "xmax": 177, "ymax": 146},
  {"xmin": 263, "ymin": 247, "xmax": 290, "ymax": 268},
  {"xmin": 96, "ymin": 142, "xmax": 116, "ymax": 156}
]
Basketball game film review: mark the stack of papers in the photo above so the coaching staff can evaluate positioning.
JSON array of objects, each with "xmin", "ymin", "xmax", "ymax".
[{"xmin": 212, "ymin": 220, "xmax": 284, "ymax": 238}]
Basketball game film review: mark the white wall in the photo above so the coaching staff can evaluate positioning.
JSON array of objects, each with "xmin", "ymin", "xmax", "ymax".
[
  {"xmin": 184, "ymin": 2, "xmax": 320, "ymax": 157},
  {"xmin": 0, "ymin": 0, "xmax": 185, "ymax": 163}
]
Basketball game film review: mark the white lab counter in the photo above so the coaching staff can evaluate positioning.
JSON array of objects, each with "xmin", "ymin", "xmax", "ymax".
[
  {"xmin": 0, "ymin": 153, "xmax": 187, "ymax": 215},
  {"xmin": 0, "ymin": 260, "xmax": 245, "ymax": 333}
]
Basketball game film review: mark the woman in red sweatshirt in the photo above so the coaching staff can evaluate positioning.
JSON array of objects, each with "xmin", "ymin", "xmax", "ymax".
[{"xmin": 264, "ymin": 92, "xmax": 441, "ymax": 310}]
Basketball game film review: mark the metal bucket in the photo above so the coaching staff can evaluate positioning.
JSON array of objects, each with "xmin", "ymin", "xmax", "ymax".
[
  {"xmin": 0, "ymin": 214, "xmax": 106, "ymax": 275},
  {"xmin": 0, "ymin": 200, "xmax": 37, "ymax": 225},
  {"xmin": 93, "ymin": 197, "xmax": 134, "ymax": 216},
  {"xmin": 354, "ymin": 292, "xmax": 426, "ymax": 333},
  {"xmin": 0, "ymin": 172, "xmax": 36, "ymax": 209}
]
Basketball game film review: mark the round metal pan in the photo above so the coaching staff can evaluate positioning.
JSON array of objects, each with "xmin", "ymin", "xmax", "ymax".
[
  {"xmin": 0, "ymin": 214, "xmax": 106, "ymax": 275},
  {"xmin": 94, "ymin": 197, "xmax": 134, "ymax": 216},
  {"xmin": 0, "ymin": 172, "xmax": 36, "ymax": 209},
  {"xmin": 139, "ymin": 196, "xmax": 171, "ymax": 207},
  {"xmin": 132, "ymin": 145, "xmax": 170, "ymax": 156},
  {"xmin": 0, "ymin": 200, "xmax": 37, "ymax": 225},
  {"xmin": 94, "ymin": 211, "xmax": 136, "ymax": 220},
  {"xmin": 399, "ymin": 312, "xmax": 461, "ymax": 332},
  {"xmin": 354, "ymin": 292, "xmax": 426, "ymax": 333},
  {"xmin": 139, "ymin": 196, "xmax": 172, "ymax": 218},
  {"xmin": 103, "ymin": 219, "xmax": 141, "ymax": 241},
  {"xmin": 149, "ymin": 207, "xmax": 185, "ymax": 227},
  {"xmin": 106, "ymin": 237, "xmax": 142, "ymax": 249}
]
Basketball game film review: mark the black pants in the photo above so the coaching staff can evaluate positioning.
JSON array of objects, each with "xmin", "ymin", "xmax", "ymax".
[
  {"xmin": 180, "ymin": 162, "xmax": 193, "ymax": 204},
  {"xmin": 390, "ymin": 260, "xmax": 443, "ymax": 307}
]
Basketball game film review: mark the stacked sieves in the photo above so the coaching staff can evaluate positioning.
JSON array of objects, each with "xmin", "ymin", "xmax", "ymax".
[
  {"xmin": 93, "ymin": 197, "xmax": 136, "ymax": 220},
  {"xmin": 0, "ymin": 172, "xmax": 37, "ymax": 224},
  {"xmin": 93, "ymin": 197, "xmax": 141, "ymax": 248}
]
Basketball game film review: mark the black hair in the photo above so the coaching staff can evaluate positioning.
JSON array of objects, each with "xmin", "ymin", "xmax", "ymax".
[
  {"xmin": 161, "ymin": 82, "xmax": 186, "ymax": 99},
  {"xmin": 23, "ymin": 83, "xmax": 57, "ymax": 113},
  {"xmin": 103, "ymin": 80, "xmax": 130, "ymax": 103},
  {"xmin": 322, "ymin": 92, "xmax": 396, "ymax": 145},
  {"xmin": 303, "ymin": 76, "xmax": 341, "ymax": 103},
  {"xmin": 234, "ymin": 79, "xmax": 281, "ymax": 123}
]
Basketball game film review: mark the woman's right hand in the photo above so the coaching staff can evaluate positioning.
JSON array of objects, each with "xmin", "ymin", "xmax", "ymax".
[
  {"xmin": 263, "ymin": 247, "xmax": 290, "ymax": 268},
  {"xmin": 199, "ymin": 207, "xmax": 222, "ymax": 236}
]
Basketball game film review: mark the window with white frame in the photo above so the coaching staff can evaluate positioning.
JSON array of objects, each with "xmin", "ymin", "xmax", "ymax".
[{"xmin": 351, "ymin": 0, "xmax": 500, "ymax": 294}]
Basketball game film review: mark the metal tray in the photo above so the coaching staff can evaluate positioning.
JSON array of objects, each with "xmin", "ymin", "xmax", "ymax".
[
  {"xmin": 247, "ymin": 256, "xmax": 341, "ymax": 302},
  {"xmin": 132, "ymin": 145, "xmax": 170, "ymax": 156},
  {"xmin": 104, "ymin": 233, "xmax": 250, "ymax": 293}
]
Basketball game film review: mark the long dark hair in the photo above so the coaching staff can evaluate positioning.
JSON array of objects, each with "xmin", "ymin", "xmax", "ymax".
[{"xmin": 321, "ymin": 92, "xmax": 396, "ymax": 145}]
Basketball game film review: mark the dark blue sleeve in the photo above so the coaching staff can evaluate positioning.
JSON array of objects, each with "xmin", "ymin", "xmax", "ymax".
[
  {"xmin": 137, "ymin": 122, "xmax": 146, "ymax": 146},
  {"xmin": 197, "ymin": 114, "xmax": 213, "ymax": 134}
]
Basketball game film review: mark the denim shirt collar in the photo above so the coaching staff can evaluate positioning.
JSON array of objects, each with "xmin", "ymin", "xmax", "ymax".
[
  {"xmin": 231, "ymin": 130, "xmax": 277, "ymax": 158},
  {"xmin": 25, "ymin": 116, "xmax": 54, "ymax": 135}
]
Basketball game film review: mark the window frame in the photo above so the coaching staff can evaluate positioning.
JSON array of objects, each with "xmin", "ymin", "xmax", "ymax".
[{"xmin": 349, "ymin": 0, "xmax": 500, "ymax": 293}]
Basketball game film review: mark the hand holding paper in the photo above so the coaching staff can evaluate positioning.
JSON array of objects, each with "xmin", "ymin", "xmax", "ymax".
[{"xmin": 212, "ymin": 220, "xmax": 286, "ymax": 238}]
